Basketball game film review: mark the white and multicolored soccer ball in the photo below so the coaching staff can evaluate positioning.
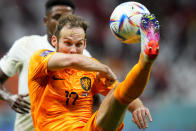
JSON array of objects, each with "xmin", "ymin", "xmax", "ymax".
[{"xmin": 110, "ymin": 1, "xmax": 150, "ymax": 44}]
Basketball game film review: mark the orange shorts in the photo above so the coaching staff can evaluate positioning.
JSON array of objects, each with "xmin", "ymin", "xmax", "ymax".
[{"xmin": 83, "ymin": 111, "xmax": 124, "ymax": 131}]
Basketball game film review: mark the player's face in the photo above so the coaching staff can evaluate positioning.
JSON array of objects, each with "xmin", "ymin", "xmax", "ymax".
[
  {"xmin": 44, "ymin": 5, "xmax": 74, "ymax": 35},
  {"xmin": 52, "ymin": 26, "xmax": 86, "ymax": 54}
]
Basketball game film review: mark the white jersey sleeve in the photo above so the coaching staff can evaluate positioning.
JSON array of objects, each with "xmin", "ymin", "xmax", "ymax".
[{"xmin": 0, "ymin": 37, "xmax": 28, "ymax": 77}]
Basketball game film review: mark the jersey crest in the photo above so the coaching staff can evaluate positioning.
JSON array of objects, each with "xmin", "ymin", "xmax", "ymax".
[{"xmin": 80, "ymin": 77, "xmax": 91, "ymax": 91}]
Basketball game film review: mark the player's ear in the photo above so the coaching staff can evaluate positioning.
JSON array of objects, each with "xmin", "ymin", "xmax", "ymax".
[
  {"xmin": 43, "ymin": 16, "xmax": 48, "ymax": 25},
  {"xmin": 51, "ymin": 35, "xmax": 57, "ymax": 47}
]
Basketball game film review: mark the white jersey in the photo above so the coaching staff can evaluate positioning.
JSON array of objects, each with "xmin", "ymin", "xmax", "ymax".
[{"xmin": 0, "ymin": 35, "xmax": 91, "ymax": 131}]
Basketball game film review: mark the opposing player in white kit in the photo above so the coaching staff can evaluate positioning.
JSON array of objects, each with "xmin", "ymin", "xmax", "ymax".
[
  {"xmin": 0, "ymin": 0, "xmax": 91, "ymax": 131},
  {"xmin": 0, "ymin": 0, "xmax": 153, "ymax": 130}
]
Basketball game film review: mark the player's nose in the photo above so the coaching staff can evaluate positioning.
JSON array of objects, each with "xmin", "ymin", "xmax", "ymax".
[{"xmin": 70, "ymin": 46, "xmax": 77, "ymax": 54}]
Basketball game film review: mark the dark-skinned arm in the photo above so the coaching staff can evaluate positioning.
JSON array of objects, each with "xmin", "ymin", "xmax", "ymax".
[{"xmin": 0, "ymin": 69, "xmax": 30, "ymax": 114}]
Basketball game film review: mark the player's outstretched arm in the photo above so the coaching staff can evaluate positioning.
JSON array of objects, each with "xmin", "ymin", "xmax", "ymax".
[
  {"xmin": 128, "ymin": 98, "xmax": 152, "ymax": 129},
  {"xmin": 0, "ymin": 69, "xmax": 30, "ymax": 114},
  {"xmin": 48, "ymin": 53, "xmax": 117, "ymax": 81},
  {"xmin": 0, "ymin": 69, "xmax": 9, "ymax": 100}
]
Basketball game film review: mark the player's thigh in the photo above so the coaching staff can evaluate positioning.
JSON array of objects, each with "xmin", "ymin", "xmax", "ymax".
[
  {"xmin": 95, "ymin": 88, "xmax": 127, "ymax": 131},
  {"xmin": 83, "ymin": 111, "xmax": 124, "ymax": 131}
]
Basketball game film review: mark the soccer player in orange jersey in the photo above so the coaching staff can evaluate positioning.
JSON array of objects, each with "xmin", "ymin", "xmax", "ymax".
[{"xmin": 28, "ymin": 14, "xmax": 159, "ymax": 131}]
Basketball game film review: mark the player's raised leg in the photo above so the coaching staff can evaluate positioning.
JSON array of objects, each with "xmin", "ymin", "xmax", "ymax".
[{"xmin": 95, "ymin": 14, "xmax": 160, "ymax": 131}]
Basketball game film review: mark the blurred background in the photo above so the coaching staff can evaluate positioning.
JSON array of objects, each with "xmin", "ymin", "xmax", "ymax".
[{"xmin": 0, "ymin": 0, "xmax": 196, "ymax": 131}]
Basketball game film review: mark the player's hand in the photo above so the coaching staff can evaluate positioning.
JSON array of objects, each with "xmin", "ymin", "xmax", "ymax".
[
  {"xmin": 7, "ymin": 94, "xmax": 31, "ymax": 114},
  {"xmin": 97, "ymin": 66, "xmax": 117, "ymax": 86},
  {"xmin": 131, "ymin": 106, "xmax": 152, "ymax": 129}
]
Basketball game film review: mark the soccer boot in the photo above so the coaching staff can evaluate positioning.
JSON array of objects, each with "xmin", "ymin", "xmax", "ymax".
[{"xmin": 140, "ymin": 14, "xmax": 160, "ymax": 62}]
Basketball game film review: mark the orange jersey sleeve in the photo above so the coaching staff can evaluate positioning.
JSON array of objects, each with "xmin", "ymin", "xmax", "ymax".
[
  {"xmin": 28, "ymin": 49, "xmax": 56, "ymax": 128},
  {"xmin": 28, "ymin": 49, "xmax": 55, "ymax": 79}
]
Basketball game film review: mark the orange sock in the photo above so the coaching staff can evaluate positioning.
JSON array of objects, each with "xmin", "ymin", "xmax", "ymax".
[{"xmin": 114, "ymin": 54, "xmax": 152, "ymax": 105}]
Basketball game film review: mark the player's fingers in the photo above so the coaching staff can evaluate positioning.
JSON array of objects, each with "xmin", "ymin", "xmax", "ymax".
[
  {"xmin": 14, "ymin": 101, "xmax": 29, "ymax": 110},
  {"xmin": 111, "ymin": 72, "xmax": 117, "ymax": 80},
  {"xmin": 14, "ymin": 103, "xmax": 29, "ymax": 114},
  {"xmin": 146, "ymin": 108, "xmax": 152, "ymax": 122},
  {"xmin": 18, "ymin": 107, "xmax": 29, "ymax": 114},
  {"xmin": 105, "ymin": 78, "xmax": 115, "ymax": 86},
  {"xmin": 17, "ymin": 103, "xmax": 30, "ymax": 111},
  {"xmin": 18, "ymin": 97, "xmax": 31, "ymax": 106},
  {"xmin": 13, "ymin": 108, "xmax": 25, "ymax": 114},
  {"xmin": 132, "ymin": 111, "xmax": 142, "ymax": 129},
  {"xmin": 132, "ymin": 117, "xmax": 139, "ymax": 128},
  {"xmin": 137, "ymin": 110, "xmax": 145, "ymax": 129},
  {"xmin": 22, "ymin": 100, "xmax": 31, "ymax": 106},
  {"xmin": 141, "ymin": 109, "xmax": 148, "ymax": 128},
  {"xmin": 15, "ymin": 99, "xmax": 31, "ymax": 110},
  {"xmin": 20, "ymin": 93, "xmax": 29, "ymax": 98},
  {"xmin": 12, "ymin": 105, "xmax": 27, "ymax": 114},
  {"xmin": 18, "ymin": 98, "xmax": 31, "ymax": 106},
  {"xmin": 107, "ymin": 68, "xmax": 117, "ymax": 80}
]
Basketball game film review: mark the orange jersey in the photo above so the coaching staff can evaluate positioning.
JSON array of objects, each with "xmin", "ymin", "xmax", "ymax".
[{"xmin": 28, "ymin": 49, "xmax": 117, "ymax": 131}]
